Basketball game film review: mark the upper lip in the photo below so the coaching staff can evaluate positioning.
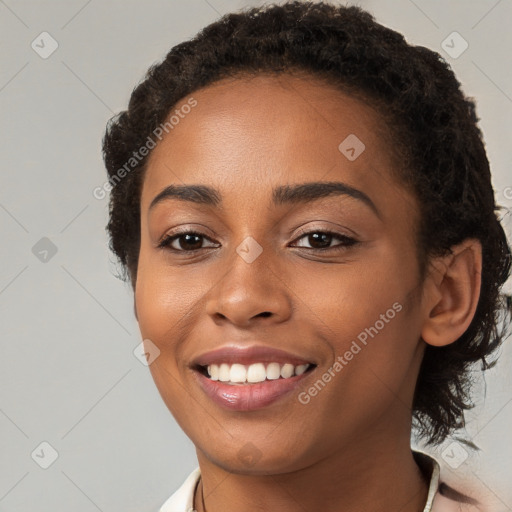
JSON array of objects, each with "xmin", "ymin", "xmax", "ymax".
[{"xmin": 191, "ymin": 345, "xmax": 316, "ymax": 368}]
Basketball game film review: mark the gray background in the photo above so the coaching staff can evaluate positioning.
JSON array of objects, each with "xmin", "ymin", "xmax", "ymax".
[{"xmin": 1, "ymin": 0, "xmax": 511, "ymax": 511}]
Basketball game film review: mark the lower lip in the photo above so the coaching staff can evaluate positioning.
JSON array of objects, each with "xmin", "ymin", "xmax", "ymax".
[{"xmin": 193, "ymin": 369, "xmax": 314, "ymax": 411}]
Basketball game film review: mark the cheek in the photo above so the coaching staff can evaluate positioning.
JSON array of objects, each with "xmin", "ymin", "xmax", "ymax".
[
  {"xmin": 295, "ymin": 243, "xmax": 420, "ymax": 388},
  {"xmin": 134, "ymin": 251, "xmax": 205, "ymax": 342},
  {"xmin": 295, "ymin": 247, "xmax": 412, "ymax": 340},
  {"xmin": 134, "ymin": 254, "xmax": 206, "ymax": 427}
]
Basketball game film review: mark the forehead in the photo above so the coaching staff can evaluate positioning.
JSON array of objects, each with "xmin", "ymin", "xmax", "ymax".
[{"xmin": 140, "ymin": 73, "xmax": 408, "ymax": 217}]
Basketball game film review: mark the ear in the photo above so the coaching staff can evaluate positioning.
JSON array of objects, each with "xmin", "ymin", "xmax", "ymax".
[
  {"xmin": 133, "ymin": 295, "xmax": 138, "ymax": 321},
  {"xmin": 420, "ymin": 238, "xmax": 482, "ymax": 347}
]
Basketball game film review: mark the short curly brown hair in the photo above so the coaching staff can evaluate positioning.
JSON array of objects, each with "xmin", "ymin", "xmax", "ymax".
[{"xmin": 101, "ymin": 1, "xmax": 511, "ymax": 446}]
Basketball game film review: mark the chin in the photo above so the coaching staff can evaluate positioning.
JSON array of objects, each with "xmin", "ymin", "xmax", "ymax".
[{"xmin": 198, "ymin": 441, "xmax": 313, "ymax": 476}]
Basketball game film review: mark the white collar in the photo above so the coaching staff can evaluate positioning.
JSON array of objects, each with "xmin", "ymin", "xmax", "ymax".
[{"xmin": 416, "ymin": 450, "xmax": 441, "ymax": 512}]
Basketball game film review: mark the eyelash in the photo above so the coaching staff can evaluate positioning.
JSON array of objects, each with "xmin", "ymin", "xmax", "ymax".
[{"xmin": 156, "ymin": 228, "xmax": 358, "ymax": 254}]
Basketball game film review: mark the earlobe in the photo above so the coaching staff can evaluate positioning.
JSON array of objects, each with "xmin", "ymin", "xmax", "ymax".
[{"xmin": 421, "ymin": 239, "xmax": 482, "ymax": 347}]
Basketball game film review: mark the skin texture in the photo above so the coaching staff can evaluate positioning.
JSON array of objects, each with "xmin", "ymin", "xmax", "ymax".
[{"xmin": 134, "ymin": 74, "xmax": 482, "ymax": 512}]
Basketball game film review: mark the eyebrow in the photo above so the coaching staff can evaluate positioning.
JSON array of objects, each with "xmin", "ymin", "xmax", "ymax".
[{"xmin": 148, "ymin": 181, "xmax": 381, "ymax": 219}]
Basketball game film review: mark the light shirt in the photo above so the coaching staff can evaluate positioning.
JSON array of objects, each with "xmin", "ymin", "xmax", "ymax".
[{"xmin": 158, "ymin": 450, "xmax": 476, "ymax": 512}]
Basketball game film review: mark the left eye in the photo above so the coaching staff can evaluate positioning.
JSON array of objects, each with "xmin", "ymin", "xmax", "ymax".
[{"xmin": 290, "ymin": 230, "xmax": 358, "ymax": 251}]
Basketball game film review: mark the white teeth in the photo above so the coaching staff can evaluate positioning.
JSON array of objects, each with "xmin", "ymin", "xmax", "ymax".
[
  {"xmin": 280, "ymin": 363, "xmax": 294, "ymax": 379},
  {"xmin": 266, "ymin": 362, "xmax": 281, "ymax": 380},
  {"xmin": 247, "ymin": 363, "xmax": 266, "ymax": 383},
  {"xmin": 206, "ymin": 362, "xmax": 312, "ymax": 384},
  {"xmin": 295, "ymin": 364, "xmax": 309, "ymax": 376},
  {"xmin": 219, "ymin": 363, "xmax": 230, "ymax": 382},
  {"xmin": 229, "ymin": 363, "xmax": 246, "ymax": 383},
  {"xmin": 209, "ymin": 364, "xmax": 219, "ymax": 381}
]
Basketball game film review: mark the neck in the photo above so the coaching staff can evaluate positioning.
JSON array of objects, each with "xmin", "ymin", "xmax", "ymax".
[{"xmin": 194, "ymin": 411, "xmax": 430, "ymax": 512}]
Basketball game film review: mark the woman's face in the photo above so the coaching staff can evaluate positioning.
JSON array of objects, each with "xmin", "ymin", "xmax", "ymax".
[{"xmin": 135, "ymin": 73, "xmax": 428, "ymax": 473}]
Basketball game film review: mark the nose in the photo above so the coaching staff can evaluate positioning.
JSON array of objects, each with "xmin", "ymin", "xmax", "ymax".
[{"xmin": 205, "ymin": 242, "xmax": 293, "ymax": 328}]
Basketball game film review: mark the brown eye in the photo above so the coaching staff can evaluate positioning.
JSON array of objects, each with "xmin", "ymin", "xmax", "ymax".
[
  {"xmin": 157, "ymin": 231, "xmax": 218, "ymax": 252},
  {"xmin": 173, "ymin": 233, "xmax": 204, "ymax": 251},
  {"xmin": 291, "ymin": 230, "xmax": 358, "ymax": 251},
  {"xmin": 305, "ymin": 232, "xmax": 334, "ymax": 249}
]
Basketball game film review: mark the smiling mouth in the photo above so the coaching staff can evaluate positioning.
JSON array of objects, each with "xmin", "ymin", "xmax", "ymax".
[{"xmin": 195, "ymin": 362, "xmax": 317, "ymax": 385}]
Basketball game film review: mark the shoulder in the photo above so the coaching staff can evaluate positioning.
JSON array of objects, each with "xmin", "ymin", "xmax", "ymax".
[{"xmin": 158, "ymin": 467, "xmax": 201, "ymax": 512}]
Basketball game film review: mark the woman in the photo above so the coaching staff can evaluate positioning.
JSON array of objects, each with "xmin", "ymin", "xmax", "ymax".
[{"xmin": 101, "ymin": 2, "xmax": 511, "ymax": 511}]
